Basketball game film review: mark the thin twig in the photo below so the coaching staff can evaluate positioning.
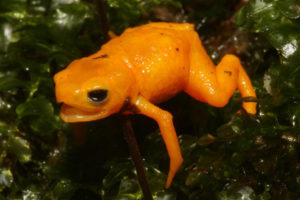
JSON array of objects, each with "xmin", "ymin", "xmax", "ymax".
[
  {"xmin": 123, "ymin": 117, "xmax": 153, "ymax": 200},
  {"xmin": 95, "ymin": 1, "xmax": 153, "ymax": 198},
  {"xmin": 95, "ymin": 0, "xmax": 110, "ymax": 42}
]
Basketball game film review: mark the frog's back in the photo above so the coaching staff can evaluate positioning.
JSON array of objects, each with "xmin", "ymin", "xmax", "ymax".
[{"xmin": 117, "ymin": 23, "xmax": 194, "ymax": 103}]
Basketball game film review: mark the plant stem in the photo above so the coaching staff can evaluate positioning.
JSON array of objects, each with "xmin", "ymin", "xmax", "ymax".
[
  {"xmin": 96, "ymin": 1, "xmax": 153, "ymax": 198},
  {"xmin": 95, "ymin": 0, "xmax": 109, "ymax": 42},
  {"xmin": 123, "ymin": 117, "xmax": 153, "ymax": 200}
]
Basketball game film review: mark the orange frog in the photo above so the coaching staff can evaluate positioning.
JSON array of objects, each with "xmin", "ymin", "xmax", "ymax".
[{"xmin": 54, "ymin": 22, "xmax": 257, "ymax": 188}]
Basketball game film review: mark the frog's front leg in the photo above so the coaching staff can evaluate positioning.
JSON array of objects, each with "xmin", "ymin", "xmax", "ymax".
[{"xmin": 132, "ymin": 96, "xmax": 183, "ymax": 189}]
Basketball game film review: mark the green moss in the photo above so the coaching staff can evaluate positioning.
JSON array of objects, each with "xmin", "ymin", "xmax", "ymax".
[{"xmin": 0, "ymin": 0, "xmax": 299, "ymax": 199}]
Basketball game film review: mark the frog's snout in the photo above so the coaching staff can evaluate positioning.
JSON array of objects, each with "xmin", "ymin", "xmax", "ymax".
[{"xmin": 54, "ymin": 69, "xmax": 69, "ymax": 84}]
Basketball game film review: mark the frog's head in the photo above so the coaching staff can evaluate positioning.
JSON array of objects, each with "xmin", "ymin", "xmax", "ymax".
[{"xmin": 54, "ymin": 55, "xmax": 134, "ymax": 122}]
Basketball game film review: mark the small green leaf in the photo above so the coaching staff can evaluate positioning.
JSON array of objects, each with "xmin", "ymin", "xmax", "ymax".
[
  {"xmin": 277, "ymin": 0, "xmax": 300, "ymax": 19},
  {"xmin": 0, "ymin": 23, "xmax": 13, "ymax": 52},
  {"xmin": 22, "ymin": 189, "xmax": 38, "ymax": 200},
  {"xmin": 185, "ymin": 171, "xmax": 207, "ymax": 187},
  {"xmin": 102, "ymin": 159, "xmax": 167, "ymax": 200},
  {"xmin": 218, "ymin": 185, "xmax": 256, "ymax": 200},
  {"xmin": 7, "ymin": 136, "xmax": 31, "ymax": 163},
  {"xmin": 49, "ymin": 2, "xmax": 92, "ymax": 42},
  {"xmin": 30, "ymin": 116, "xmax": 59, "ymax": 134},
  {"xmin": 0, "ymin": 168, "xmax": 13, "ymax": 189},
  {"xmin": 118, "ymin": 178, "xmax": 141, "ymax": 198},
  {"xmin": 197, "ymin": 134, "xmax": 216, "ymax": 146},
  {"xmin": 106, "ymin": 0, "xmax": 182, "ymax": 33},
  {"xmin": 0, "ymin": 121, "xmax": 16, "ymax": 137},
  {"xmin": 53, "ymin": 179, "xmax": 75, "ymax": 200},
  {"xmin": 0, "ymin": 76, "xmax": 28, "ymax": 91},
  {"xmin": 16, "ymin": 97, "xmax": 54, "ymax": 118},
  {"xmin": 287, "ymin": 103, "xmax": 300, "ymax": 127}
]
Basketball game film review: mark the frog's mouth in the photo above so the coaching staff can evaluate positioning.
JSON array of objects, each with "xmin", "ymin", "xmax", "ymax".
[{"xmin": 60, "ymin": 104, "xmax": 108, "ymax": 122}]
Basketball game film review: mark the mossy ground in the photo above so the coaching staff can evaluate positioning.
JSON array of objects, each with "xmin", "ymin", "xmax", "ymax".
[{"xmin": 0, "ymin": 0, "xmax": 299, "ymax": 199}]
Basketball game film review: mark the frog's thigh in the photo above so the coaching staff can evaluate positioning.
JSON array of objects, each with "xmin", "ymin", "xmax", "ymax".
[
  {"xmin": 185, "ymin": 54, "xmax": 255, "ymax": 111},
  {"xmin": 133, "ymin": 96, "xmax": 183, "ymax": 188}
]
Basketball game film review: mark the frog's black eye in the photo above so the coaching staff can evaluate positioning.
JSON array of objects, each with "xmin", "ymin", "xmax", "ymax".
[{"xmin": 88, "ymin": 89, "xmax": 108, "ymax": 104}]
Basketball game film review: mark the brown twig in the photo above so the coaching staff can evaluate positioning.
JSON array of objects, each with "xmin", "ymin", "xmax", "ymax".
[
  {"xmin": 95, "ymin": 0, "xmax": 110, "ymax": 42},
  {"xmin": 95, "ymin": 0, "xmax": 153, "ymax": 198},
  {"xmin": 123, "ymin": 117, "xmax": 153, "ymax": 200}
]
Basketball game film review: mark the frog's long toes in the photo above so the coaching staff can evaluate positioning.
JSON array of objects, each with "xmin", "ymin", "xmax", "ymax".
[{"xmin": 165, "ymin": 156, "xmax": 183, "ymax": 189}]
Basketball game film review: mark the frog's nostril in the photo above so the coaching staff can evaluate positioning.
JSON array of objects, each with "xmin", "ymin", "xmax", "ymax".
[
  {"xmin": 54, "ymin": 74, "xmax": 65, "ymax": 82},
  {"xmin": 54, "ymin": 70, "xmax": 70, "ymax": 83}
]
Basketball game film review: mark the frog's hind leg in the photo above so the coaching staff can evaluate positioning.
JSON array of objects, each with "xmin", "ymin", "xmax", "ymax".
[{"xmin": 184, "ymin": 32, "xmax": 256, "ymax": 113}]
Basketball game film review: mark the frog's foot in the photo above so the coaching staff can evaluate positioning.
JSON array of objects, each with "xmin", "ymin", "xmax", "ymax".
[
  {"xmin": 165, "ymin": 155, "xmax": 183, "ymax": 188},
  {"xmin": 185, "ymin": 54, "xmax": 257, "ymax": 114},
  {"xmin": 132, "ymin": 96, "xmax": 183, "ymax": 189}
]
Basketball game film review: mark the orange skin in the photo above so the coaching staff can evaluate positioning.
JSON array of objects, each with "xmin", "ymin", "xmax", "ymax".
[{"xmin": 54, "ymin": 22, "xmax": 257, "ymax": 188}]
